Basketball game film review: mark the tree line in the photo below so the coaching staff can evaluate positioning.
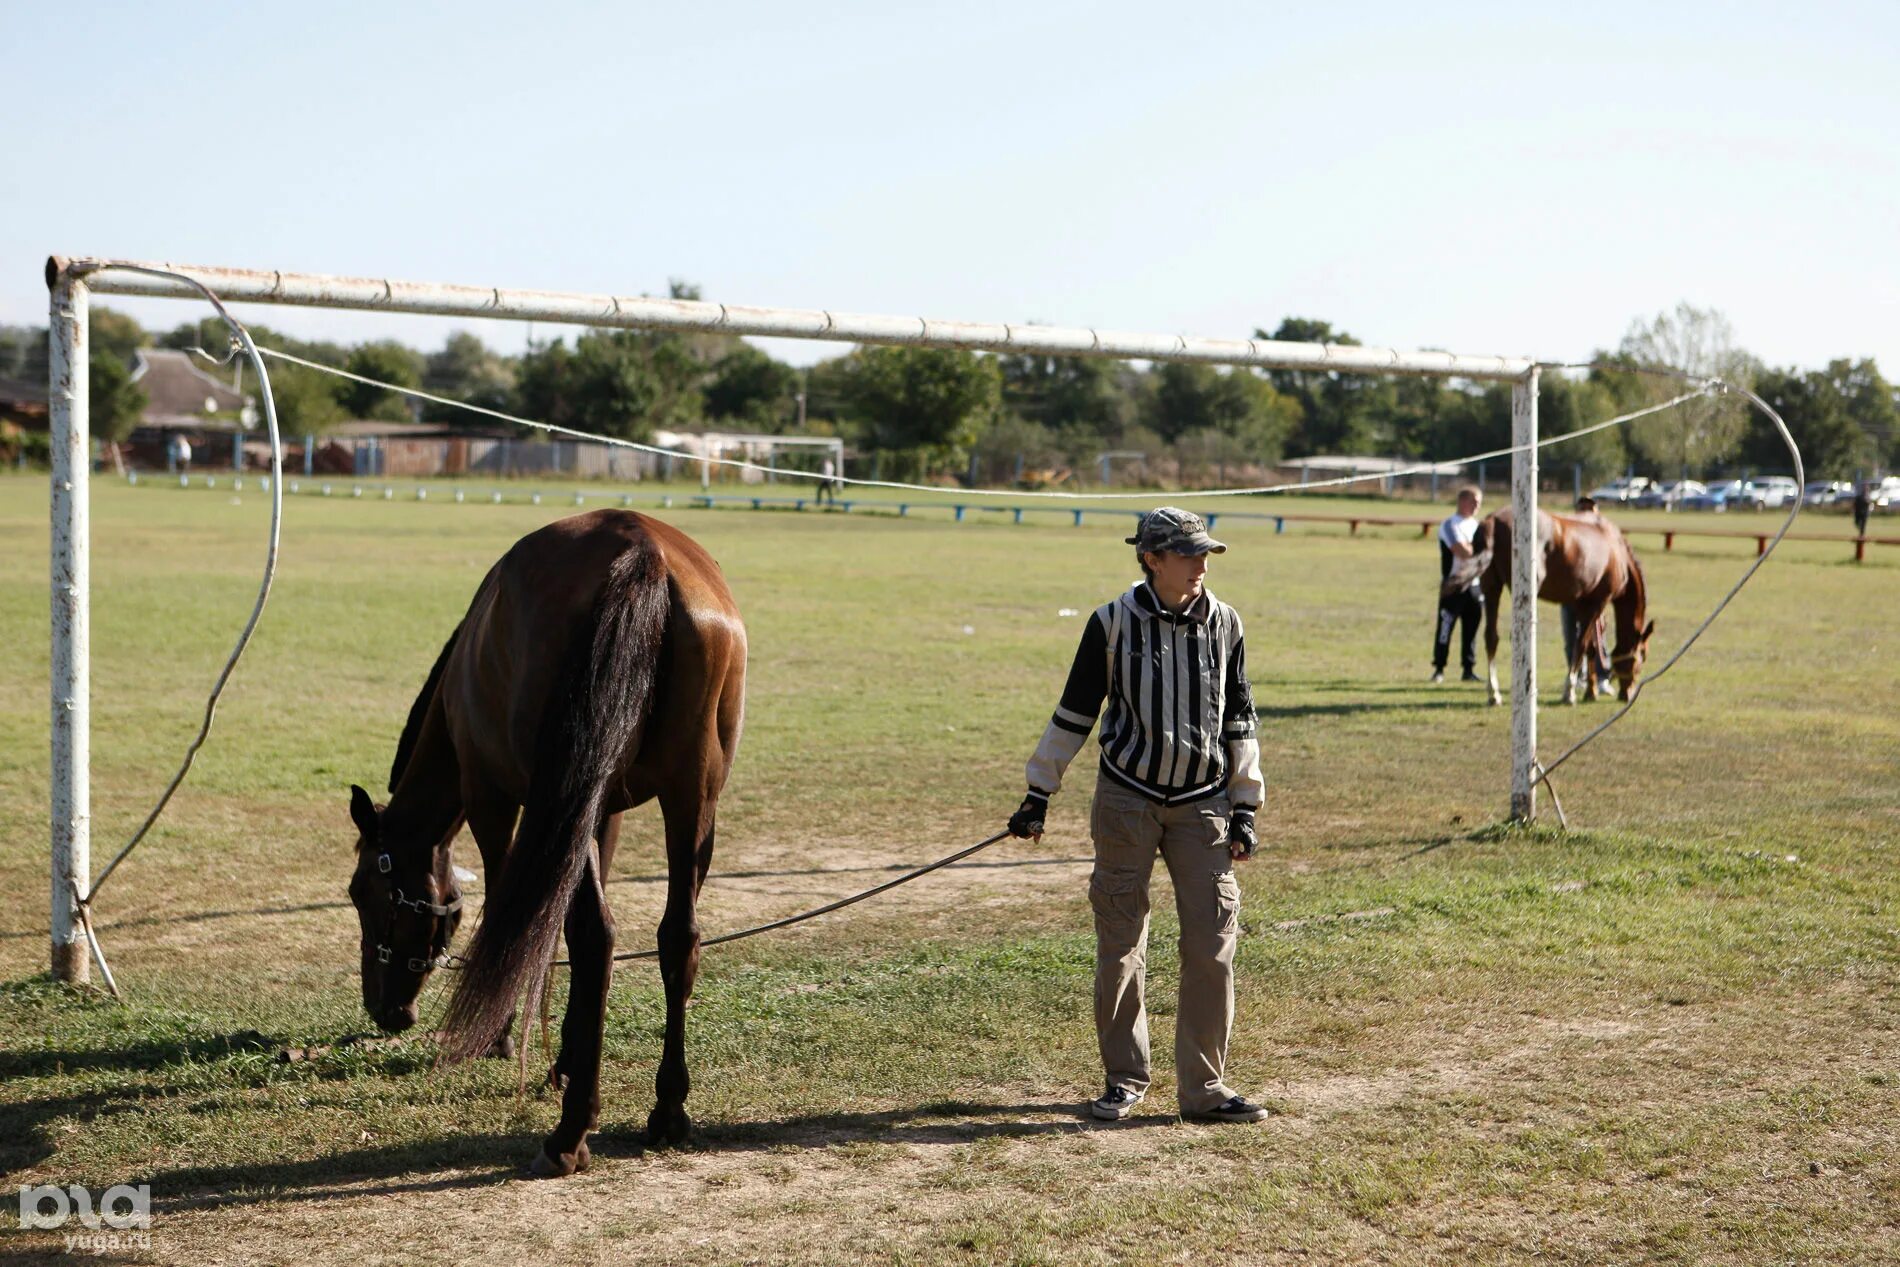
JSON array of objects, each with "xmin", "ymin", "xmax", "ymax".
[{"xmin": 2, "ymin": 294, "xmax": 1892, "ymax": 483}]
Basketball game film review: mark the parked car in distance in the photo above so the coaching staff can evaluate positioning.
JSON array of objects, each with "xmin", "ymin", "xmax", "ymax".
[
  {"xmin": 1589, "ymin": 476, "xmax": 1654, "ymax": 503},
  {"xmin": 1753, "ymin": 476, "xmax": 1799, "ymax": 508},
  {"xmin": 1633, "ymin": 479, "xmax": 1706, "ymax": 509},
  {"xmin": 1804, "ymin": 480, "xmax": 1853, "ymax": 506},
  {"xmin": 1874, "ymin": 477, "xmax": 1900, "ymax": 509},
  {"xmin": 1681, "ymin": 479, "xmax": 1754, "ymax": 512}
]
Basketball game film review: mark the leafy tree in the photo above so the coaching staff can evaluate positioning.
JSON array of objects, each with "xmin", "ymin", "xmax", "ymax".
[
  {"xmin": 1146, "ymin": 362, "xmax": 1295, "ymax": 461},
  {"xmin": 971, "ymin": 412, "xmax": 1063, "ymax": 485},
  {"xmin": 997, "ymin": 353, "xmax": 1133, "ymax": 439},
  {"xmin": 341, "ymin": 341, "xmax": 425, "ymax": 422},
  {"xmin": 704, "ymin": 343, "xmax": 797, "ymax": 430},
  {"xmin": 1535, "ymin": 373, "xmax": 1629, "ymax": 487},
  {"xmin": 0, "ymin": 324, "xmax": 49, "ymax": 382},
  {"xmin": 265, "ymin": 361, "xmax": 348, "ymax": 434},
  {"xmin": 1608, "ymin": 304, "xmax": 1755, "ymax": 475},
  {"xmin": 88, "ymin": 354, "xmax": 147, "ymax": 443},
  {"xmin": 423, "ymin": 331, "xmax": 516, "ymax": 420},
  {"xmin": 514, "ymin": 327, "xmax": 707, "ymax": 442},
  {"xmin": 90, "ymin": 307, "xmax": 147, "ymax": 365},
  {"xmin": 1255, "ymin": 317, "xmax": 1393, "ymax": 456},
  {"xmin": 1744, "ymin": 362, "xmax": 1882, "ymax": 477},
  {"xmin": 835, "ymin": 345, "xmax": 1000, "ymax": 467}
]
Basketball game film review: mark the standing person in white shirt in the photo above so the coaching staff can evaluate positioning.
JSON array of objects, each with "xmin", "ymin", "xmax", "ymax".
[{"xmin": 1432, "ymin": 486, "xmax": 1485, "ymax": 684}]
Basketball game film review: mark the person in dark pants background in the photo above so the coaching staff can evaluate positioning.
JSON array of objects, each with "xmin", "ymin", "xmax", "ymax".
[
  {"xmin": 1853, "ymin": 482, "xmax": 1872, "ymax": 539},
  {"xmin": 1432, "ymin": 485, "xmax": 1484, "ymax": 684}
]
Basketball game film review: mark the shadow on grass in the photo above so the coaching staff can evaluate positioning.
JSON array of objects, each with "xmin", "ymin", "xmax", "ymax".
[
  {"xmin": 0, "ymin": 900, "xmax": 350, "ymax": 942},
  {"xmin": 1259, "ymin": 699, "xmax": 1474, "ymax": 720},
  {"xmin": 0, "ymin": 1027, "xmax": 289, "ymax": 1080},
  {"xmin": 0, "ymin": 1088, "xmax": 156, "ymax": 1178},
  {"xmin": 132, "ymin": 1098, "xmax": 1166, "ymax": 1211}
]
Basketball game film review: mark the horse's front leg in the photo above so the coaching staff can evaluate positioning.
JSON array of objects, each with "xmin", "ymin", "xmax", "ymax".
[
  {"xmin": 649, "ymin": 793, "xmax": 713, "ymax": 1148},
  {"xmin": 1579, "ymin": 606, "xmax": 1607, "ymax": 702},
  {"xmin": 1483, "ymin": 588, "xmax": 1504, "ymax": 707},
  {"xmin": 530, "ymin": 847, "xmax": 615, "ymax": 1178}
]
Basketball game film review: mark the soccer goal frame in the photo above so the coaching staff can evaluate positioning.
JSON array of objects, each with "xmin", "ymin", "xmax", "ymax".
[{"xmin": 43, "ymin": 254, "xmax": 1543, "ymax": 984}]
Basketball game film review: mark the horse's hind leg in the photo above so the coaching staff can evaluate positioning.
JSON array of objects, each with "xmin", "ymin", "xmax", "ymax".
[
  {"xmin": 649, "ymin": 787, "xmax": 714, "ymax": 1148},
  {"xmin": 546, "ymin": 811, "xmax": 624, "ymax": 1093},
  {"xmin": 531, "ymin": 845, "xmax": 616, "ymax": 1178}
]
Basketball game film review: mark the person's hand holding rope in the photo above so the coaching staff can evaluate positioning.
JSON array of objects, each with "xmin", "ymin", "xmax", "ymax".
[
  {"xmin": 1007, "ymin": 792, "xmax": 1048, "ymax": 843},
  {"xmin": 1227, "ymin": 807, "xmax": 1259, "ymax": 862}
]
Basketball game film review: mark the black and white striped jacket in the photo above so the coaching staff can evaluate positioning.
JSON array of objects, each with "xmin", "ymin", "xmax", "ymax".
[{"xmin": 1026, "ymin": 582, "xmax": 1264, "ymax": 809}]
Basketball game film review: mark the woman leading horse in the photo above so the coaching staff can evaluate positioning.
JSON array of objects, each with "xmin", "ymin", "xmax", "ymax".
[{"xmin": 345, "ymin": 509, "xmax": 746, "ymax": 1176}]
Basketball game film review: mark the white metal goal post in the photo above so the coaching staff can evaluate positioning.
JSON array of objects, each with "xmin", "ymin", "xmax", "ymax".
[{"xmin": 43, "ymin": 254, "xmax": 1544, "ymax": 984}]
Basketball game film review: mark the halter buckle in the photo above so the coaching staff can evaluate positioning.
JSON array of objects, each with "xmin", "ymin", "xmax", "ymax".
[
  {"xmin": 377, "ymin": 853, "xmax": 392, "ymax": 874},
  {"xmin": 376, "ymin": 944, "xmax": 392, "ymax": 964}
]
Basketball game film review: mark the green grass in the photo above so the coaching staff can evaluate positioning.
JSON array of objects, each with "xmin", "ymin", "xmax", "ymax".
[{"xmin": 1, "ymin": 472, "xmax": 1896, "ymax": 1265}]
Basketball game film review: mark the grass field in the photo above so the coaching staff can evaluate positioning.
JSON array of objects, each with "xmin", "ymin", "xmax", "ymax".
[{"xmin": 2, "ymin": 473, "xmax": 1896, "ymax": 1265}]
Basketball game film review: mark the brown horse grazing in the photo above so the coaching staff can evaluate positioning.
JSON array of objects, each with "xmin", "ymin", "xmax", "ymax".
[
  {"xmin": 345, "ymin": 509, "xmax": 746, "ymax": 1176},
  {"xmin": 1465, "ymin": 507, "xmax": 1654, "ymax": 706}
]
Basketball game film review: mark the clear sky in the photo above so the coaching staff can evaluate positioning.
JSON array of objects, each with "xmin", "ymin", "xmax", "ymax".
[{"xmin": 5, "ymin": 1, "xmax": 1895, "ymax": 373}]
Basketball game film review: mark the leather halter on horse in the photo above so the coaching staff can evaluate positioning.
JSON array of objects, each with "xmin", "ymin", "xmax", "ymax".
[{"xmin": 372, "ymin": 850, "xmax": 462, "ymax": 974}]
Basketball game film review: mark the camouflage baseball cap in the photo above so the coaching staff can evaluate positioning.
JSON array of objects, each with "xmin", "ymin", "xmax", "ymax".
[{"xmin": 1125, "ymin": 506, "xmax": 1227, "ymax": 555}]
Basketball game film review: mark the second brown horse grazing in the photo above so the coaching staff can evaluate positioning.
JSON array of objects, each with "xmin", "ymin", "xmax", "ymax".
[
  {"xmin": 1465, "ymin": 507, "xmax": 1654, "ymax": 706},
  {"xmin": 344, "ymin": 509, "xmax": 746, "ymax": 1176}
]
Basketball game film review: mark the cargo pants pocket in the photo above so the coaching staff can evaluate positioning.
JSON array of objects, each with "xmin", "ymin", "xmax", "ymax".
[
  {"xmin": 1212, "ymin": 871, "xmax": 1241, "ymax": 936},
  {"xmin": 1090, "ymin": 869, "xmax": 1148, "ymax": 948}
]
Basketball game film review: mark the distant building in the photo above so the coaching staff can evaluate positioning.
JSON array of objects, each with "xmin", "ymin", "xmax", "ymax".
[
  {"xmin": 130, "ymin": 349, "xmax": 254, "ymax": 428},
  {"xmin": 0, "ymin": 374, "xmax": 48, "ymax": 431}
]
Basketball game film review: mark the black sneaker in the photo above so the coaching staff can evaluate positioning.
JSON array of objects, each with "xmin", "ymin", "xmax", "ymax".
[
  {"xmin": 1089, "ymin": 1085, "xmax": 1145, "ymax": 1121},
  {"xmin": 1187, "ymin": 1095, "xmax": 1270, "ymax": 1123},
  {"xmin": 1460, "ymin": 670, "xmax": 1483, "ymax": 683}
]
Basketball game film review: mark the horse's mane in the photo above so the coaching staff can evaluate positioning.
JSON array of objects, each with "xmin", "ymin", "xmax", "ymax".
[
  {"xmin": 389, "ymin": 620, "xmax": 464, "ymax": 795},
  {"xmin": 1622, "ymin": 535, "xmax": 1647, "ymax": 609}
]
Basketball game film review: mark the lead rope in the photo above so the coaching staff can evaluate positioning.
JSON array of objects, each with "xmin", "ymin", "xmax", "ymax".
[{"xmin": 443, "ymin": 831, "xmax": 1010, "ymax": 971}]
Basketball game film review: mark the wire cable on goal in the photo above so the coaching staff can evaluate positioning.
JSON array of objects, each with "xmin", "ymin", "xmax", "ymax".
[
  {"xmin": 1528, "ymin": 376, "xmax": 1804, "ymax": 790},
  {"xmin": 240, "ymin": 344, "xmax": 1807, "ymax": 805},
  {"xmin": 252, "ymin": 345, "xmax": 1711, "ymax": 501},
  {"xmin": 80, "ymin": 270, "xmax": 1804, "ymax": 1005},
  {"xmin": 67, "ymin": 264, "xmax": 286, "ymax": 996}
]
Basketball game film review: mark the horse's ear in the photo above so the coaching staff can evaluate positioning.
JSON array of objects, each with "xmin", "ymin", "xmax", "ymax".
[
  {"xmin": 1642, "ymin": 620, "xmax": 1656, "ymax": 640},
  {"xmin": 349, "ymin": 784, "xmax": 379, "ymax": 839}
]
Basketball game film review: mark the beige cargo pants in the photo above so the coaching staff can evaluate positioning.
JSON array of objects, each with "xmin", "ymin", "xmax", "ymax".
[{"xmin": 1089, "ymin": 780, "xmax": 1242, "ymax": 1114}]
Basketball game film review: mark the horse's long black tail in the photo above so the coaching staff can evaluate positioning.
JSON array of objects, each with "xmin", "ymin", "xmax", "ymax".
[{"xmin": 439, "ymin": 542, "xmax": 668, "ymax": 1064}]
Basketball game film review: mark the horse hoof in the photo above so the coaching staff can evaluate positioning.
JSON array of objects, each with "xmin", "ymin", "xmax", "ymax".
[
  {"xmin": 529, "ymin": 1139, "xmax": 590, "ymax": 1178},
  {"xmin": 647, "ymin": 1105, "xmax": 692, "ymax": 1148},
  {"xmin": 1485, "ymin": 694, "xmax": 1501, "ymax": 708}
]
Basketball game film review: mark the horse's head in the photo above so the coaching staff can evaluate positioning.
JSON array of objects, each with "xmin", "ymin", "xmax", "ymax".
[
  {"xmin": 1609, "ymin": 549, "xmax": 1654, "ymax": 700},
  {"xmin": 346, "ymin": 784, "xmax": 462, "ymax": 1033},
  {"xmin": 1609, "ymin": 618, "xmax": 1655, "ymax": 700}
]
